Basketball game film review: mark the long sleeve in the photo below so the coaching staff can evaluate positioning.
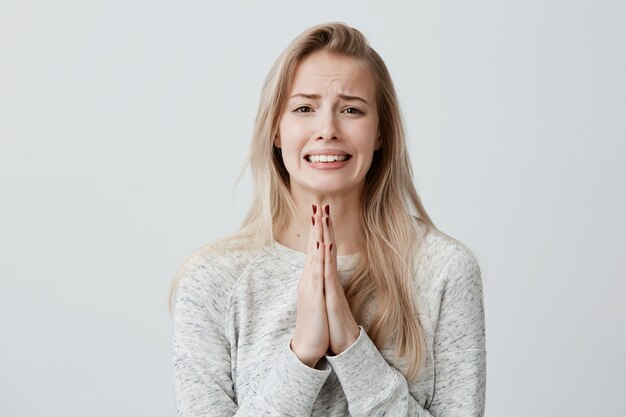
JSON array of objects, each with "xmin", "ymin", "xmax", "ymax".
[
  {"xmin": 325, "ymin": 248, "xmax": 486, "ymax": 417},
  {"xmin": 171, "ymin": 257, "xmax": 331, "ymax": 416},
  {"xmin": 428, "ymin": 247, "xmax": 486, "ymax": 415},
  {"xmin": 325, "ymin": 328, "xmax": 433, "ymax": 417}
]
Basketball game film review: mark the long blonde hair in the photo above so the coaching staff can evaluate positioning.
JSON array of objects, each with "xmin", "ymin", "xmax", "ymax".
[{"xmin": 169, "ymin": 22, "xmax": 437, "ymax": 380}]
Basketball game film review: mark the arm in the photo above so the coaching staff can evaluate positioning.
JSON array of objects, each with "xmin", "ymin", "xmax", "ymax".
[
  {"xmin": 325, "ymin": 327, "xmax": 434, "ymax": 417},
  {"xmin": 325, "ymin": 249, "xmax": 486, "ymax": 417},
  {"xmin": 427, "ymin": 249, "xmax": 486, "ymax": 415},
  {"xmin": 172, "ymin": 257, "xmax": 331, "ymax": 416}
]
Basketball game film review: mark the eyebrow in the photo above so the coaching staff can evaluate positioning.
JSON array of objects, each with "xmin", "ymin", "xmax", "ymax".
[{"xmin": 288, "ymin": 93, "xmax": 369, "ymax": 105}]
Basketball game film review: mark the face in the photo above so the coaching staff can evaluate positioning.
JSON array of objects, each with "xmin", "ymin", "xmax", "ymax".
[{"xmin": 276, "ymin": 50, "xmax": 381, "ymax": 198}]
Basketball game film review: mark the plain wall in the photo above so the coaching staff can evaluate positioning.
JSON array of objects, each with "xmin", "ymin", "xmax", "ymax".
[{"xmin": 1, "ymin": 1, "xmax": 624, "ymax": 416}]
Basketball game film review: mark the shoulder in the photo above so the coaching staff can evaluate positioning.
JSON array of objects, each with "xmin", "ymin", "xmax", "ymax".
[
  {"xmin": 413, "ymin": 224, "xmax": 483, "ymax": 299},
  {"xmin": 173, "ymin": 237, "xmax": 264, "ymax": 304},
  {"xmin": 411, "ymin": 226, "xmax": 485, "ymax": 349},
  {"xmin": 419, "ymin": 227, "xmax": 480, "ymax": 276}
]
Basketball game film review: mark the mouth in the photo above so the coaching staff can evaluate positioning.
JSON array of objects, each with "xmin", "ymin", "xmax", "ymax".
[
  {"xmin": 304, "ymin": 154, "xmax": 352, "ymax": 163},
  {"xmin": 303, "ymin": 153, "xmax": 353, "ymax": 170}
]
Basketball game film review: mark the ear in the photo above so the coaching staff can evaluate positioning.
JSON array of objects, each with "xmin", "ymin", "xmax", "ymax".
[{"xmin": 274, "ymin": 134, "xmax": 281, "ymax": 148}]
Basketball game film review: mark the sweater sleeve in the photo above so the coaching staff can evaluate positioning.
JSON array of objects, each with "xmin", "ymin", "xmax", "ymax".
[
  {"xmin": 428, "ymin": 248, "xmax": 486, "ymax": 415},
  {"xmin": 325, "ymin": 248, "xmax": 486, "ymax": 417},
  {"xmin": 171, "ymin": 255, "xmax": 331, "ymax": 416}
]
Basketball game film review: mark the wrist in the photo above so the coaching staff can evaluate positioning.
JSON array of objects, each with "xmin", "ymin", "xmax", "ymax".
[
  {"xmin": 330, "ymin": 325, "xmax": 361, "ymax": 355},
  {"xmin": 290, "ymin": 339, "xmax": 321, "ymax": 368}
]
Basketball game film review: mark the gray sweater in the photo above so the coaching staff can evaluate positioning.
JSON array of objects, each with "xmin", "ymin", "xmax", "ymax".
[{"xmin": 172, "ymin": 227, "xmax": 486, "ymax": 416}]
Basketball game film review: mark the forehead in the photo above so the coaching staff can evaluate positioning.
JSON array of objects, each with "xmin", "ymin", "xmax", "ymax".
[{"xmin": 289, "ymin": 50, "xmax": 376, "ymax": 97}]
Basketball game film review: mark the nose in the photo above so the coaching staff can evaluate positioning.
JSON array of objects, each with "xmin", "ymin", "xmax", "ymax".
[{"xmin": 315, "ymin": 108, "xmax": 339, "ymax": 141}]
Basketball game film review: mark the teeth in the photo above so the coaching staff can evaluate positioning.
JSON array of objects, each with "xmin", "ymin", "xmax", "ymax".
[{"xmin": 307, "ymin": 155, "xmax": 349, "ymax": 163}]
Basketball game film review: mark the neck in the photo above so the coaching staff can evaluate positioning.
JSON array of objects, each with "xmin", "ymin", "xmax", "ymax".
[{"xmin": 276, "ymin": 186, "xmax": 365, "ymax": 256}]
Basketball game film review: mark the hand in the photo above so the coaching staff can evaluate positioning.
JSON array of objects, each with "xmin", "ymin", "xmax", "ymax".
[
  {"xmin": 290, "ymin": 205, "xmax": 329, "ymax": 368},
  {"xmin": 321, "ymin": 205, "xmax": 360, "ymax": 355}
]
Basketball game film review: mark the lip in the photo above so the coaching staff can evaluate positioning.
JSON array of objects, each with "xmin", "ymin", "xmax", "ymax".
[
  {"xmin": 303, "ymin": 148, "xmax": 353, "ymax": 170},
  {"xmin": 304, "ymin": 148, "xmax": 352, "ymax": 157},
  {"xmin": 303, "ymin": 156, "xmax": 352, "ymax": 170},
  {"xmin": 304, "ymin": 159, "xmax": 351, "ymax": 170}
]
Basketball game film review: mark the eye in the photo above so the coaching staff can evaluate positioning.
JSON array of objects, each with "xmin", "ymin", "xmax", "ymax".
[
  {"xmin": 343, "ymin": 107, "xmax": 363, "ymax": 115},
  {"xmin": 293, "ymin": 105, "xmax": 313, "ymax": 113}
]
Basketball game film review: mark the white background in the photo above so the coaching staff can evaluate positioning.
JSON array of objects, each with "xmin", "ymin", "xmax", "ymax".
[{"xmin": 1, "ymin": 1, "xmax": 624, "ymax": 416}]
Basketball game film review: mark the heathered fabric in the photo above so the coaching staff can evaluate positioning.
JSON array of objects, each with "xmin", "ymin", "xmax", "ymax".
[{"xmin": 172, "ymin": 226, "xmax": 486, "ymax": 416}]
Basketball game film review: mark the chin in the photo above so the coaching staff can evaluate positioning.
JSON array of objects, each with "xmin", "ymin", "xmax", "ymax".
[{"xmin": 303, "ymin": 181, "xmax": 360, "ymax": 197}]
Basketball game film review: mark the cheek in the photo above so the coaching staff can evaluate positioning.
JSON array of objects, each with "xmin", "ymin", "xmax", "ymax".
[
  {"xmin": 278, "ymin": 118, "xmax": 297, "ymax": 146},
  {"xmin": 351, "ymin": 120, "xmax": 379, "ymax": 149},
  {"xmin": 279, "ymin": 120, "xmax": 309, "ymax": 151},
  {"xmin": 277, "ymin": 125, "xmax": 303, "ymax": 170}
]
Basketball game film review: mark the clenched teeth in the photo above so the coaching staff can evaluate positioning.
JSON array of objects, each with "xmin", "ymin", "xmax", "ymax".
[{"xmin": 306, "ymin": 155, "xmax": 350, "ymax": 163}]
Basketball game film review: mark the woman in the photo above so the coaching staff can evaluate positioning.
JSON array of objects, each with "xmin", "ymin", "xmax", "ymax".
[{"xmin": 169, "ymin": 22, "xmax": 486, "ymax": 416}]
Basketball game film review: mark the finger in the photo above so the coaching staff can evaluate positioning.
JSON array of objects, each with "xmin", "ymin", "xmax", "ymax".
[
  {"xmin": 322, "ymin": 205, "xmax": 335, "ymax": 263},
  {"xmin": 314, "ymin": 205, "xmax": 324, "ymax": 244},
  {"xmin": 326, "ymin": 206, "xmax": 336, "ymax": 248},
  {"xmin": 322, "ymin": 211, "xmax": 338, "ymax": 294},
  {"xmin": 323, "ymin": 246, "xmax": 336, "ymax": 296},
  {"xmin": 322, "ymin": 209, "xmax": 329, "ymax": 247},
  {"xmin": 312, "ymin": 204, "xmax": 325, "ymax": 279},
  {"xmin": 314, "ymin": 235, "xmax": 325, "ymax": 288},
  {"xmin": 305, "ymin": 204, "xmax": 320, "ymax": 266}
]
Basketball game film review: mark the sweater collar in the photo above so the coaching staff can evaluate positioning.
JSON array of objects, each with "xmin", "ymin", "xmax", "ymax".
[{"xmin": 266, "ymin": 239, "xmax": 361, "ymax": 272}]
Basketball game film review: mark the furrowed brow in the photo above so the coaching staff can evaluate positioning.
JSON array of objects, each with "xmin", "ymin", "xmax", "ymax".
[
  {"xmin": 338, "ymin": 94, "xmax": 369, "ymax": 105},
  {"xmin": 288, "ymin": 93, "xmax": 369, "ymax": 105},
  {"xmin": 289, "ymin": 93, "xmax": 321, "ymax": 100}
]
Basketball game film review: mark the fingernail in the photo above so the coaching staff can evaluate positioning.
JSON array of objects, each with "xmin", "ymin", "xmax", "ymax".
[
  {"xmin": 326, "ymin": 217, "xmax": 329, "ymax": 227},
  {"xmin": 329, "ymin": 244, "xmax": 333, "ymax": 252},
  {"xmin": 325, "ymin": 205, "xmax": 330, "ymax": 215},
  {"xmin": 311, "ymin": 216, "xmax": 315, "ymax": 226},
  {"xmin": 312, "ymin": 204, "xmax": 317, "ymax": 215},
  {"xmin": 316, "ymin": 241, "xmax": 320, "ymax": 250}
]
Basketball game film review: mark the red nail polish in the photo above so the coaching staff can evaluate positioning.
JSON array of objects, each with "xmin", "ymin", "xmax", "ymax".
[
  {"xmin": 316, "ymin": 241, "xmax": 320, "ymax": 249},
  {"xmin": 326, "ymin": 217, "xmax": 329, "ymax": 227},
  {"xmin": 312, "ymin": 204, "xmax": 317, "ymax": 215},
  {"xmin": 325, "ymin": 205, "xmax": 330, "ymax": 215},
  {"xmin": 329, "ymin": 244, "xmax": 333, "ymax": 252},
  {"xmin": 311, "ymin": 216, "xmax": 315, "ymax": 226}
]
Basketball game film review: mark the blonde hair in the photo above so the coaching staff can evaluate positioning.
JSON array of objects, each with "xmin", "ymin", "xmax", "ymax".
[{"xmin": 169, "ymin": 22, "xmax": 437, "ymax": 380}]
